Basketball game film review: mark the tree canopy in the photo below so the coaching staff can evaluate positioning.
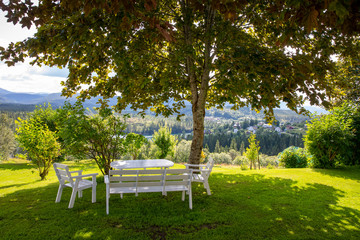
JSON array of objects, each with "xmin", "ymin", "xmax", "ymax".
[{"xmin": 1, "ymin": 0, "xmax": 359, "ymax": 164}]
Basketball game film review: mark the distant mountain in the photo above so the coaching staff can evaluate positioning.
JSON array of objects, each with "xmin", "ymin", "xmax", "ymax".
[
  {"xmin": 0, "ymin": 88, "xmax": 327, "ymax": 119},
  {"xmin": 0, "ymin": 88, "xmax": 11, "ymax": 95}
]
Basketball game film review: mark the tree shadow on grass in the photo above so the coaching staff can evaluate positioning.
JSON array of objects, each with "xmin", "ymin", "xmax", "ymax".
[
  {"xmin": 0, "ymin": 162, "xmax": 36, "ymax": 171},
  {"xmin": 0, "ymin": 172, "xmax": 359, "ymax": 239},
  {"xmin": 312, "ymin": 167, "xmax": 360, "ymax": 182}
]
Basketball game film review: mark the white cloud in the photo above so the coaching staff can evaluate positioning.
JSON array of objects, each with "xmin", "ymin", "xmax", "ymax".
[
  {"xmin": 0, "ymin": 62, "xmax": 64, "ymax": 93},
  {"xmin": 0, "ymin": 13, "xmax": 66, "ymax": 93}
]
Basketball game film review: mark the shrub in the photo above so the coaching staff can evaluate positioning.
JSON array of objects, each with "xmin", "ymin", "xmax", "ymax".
[
  {"xmin": 278, "ymin": 146, "xmax": 310, "ymax": 168},
  {"xmin": 15, "ymin": 153, "xmax": 27, "ymax": 160},
  {"xmin": 240, "ymin": 164, "xmax": 249, "ymax": 170},
  {"xmin": 260, "ymin": 154, "xmax": 279, "ymax": 168},
  {"xmin": 304, "ymin": 102, "xmax": 356, "ymax": 168},
  {"xmin": 267, "ymin": 164, "xmax": 275, "ymax": 169},
  {"xmin": 210, "ymin": 152, "xmax": 232, "ymax": 164},
  {"xmin": 232, "ymin": 155, "xmax": 248, "ymax": 165}
]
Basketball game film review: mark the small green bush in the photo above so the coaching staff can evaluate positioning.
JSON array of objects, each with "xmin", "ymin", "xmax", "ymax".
[
  {"xmin": 210, "ymin": 152, "xmax": 232, "ymax": 164},
  {"xmin": 278, "ymin": 146, "xmax": 310, "ymax": 168},
  {"xmin": 232, "ymin": 155, "xmax": 248, "ymax": 165},
  {"xmin": 240, "ymin": 164, "xmax": 249, "ymax": 170},
  {"xmin": 15, "ymin": 153, "xmax": 27, "ymax": 160},
  {"xmin": 267, "ymin": 164, "xmax": 275, "ymax": 169}
]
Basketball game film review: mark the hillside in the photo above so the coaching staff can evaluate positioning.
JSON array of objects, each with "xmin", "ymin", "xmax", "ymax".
[{"xmin": 0, "ymin": 88, "xmax": 325, "ymax": 121}]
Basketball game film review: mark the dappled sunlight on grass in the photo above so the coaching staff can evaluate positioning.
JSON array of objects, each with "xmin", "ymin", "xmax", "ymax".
[
  {"xmin": 74, "ymin": 229, "xmax": 94, "ymax": 239},
  {"xmin": 0, "ymin": 161, "xmax": 359, "ymax": 239}
]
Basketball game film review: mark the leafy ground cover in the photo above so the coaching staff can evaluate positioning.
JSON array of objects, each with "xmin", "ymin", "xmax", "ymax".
[{"xmin": 0, "ymin": 159, "xmax": 359, "ymax": 239}]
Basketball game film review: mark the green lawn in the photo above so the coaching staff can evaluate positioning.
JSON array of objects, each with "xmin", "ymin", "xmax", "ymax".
[{"xmin": 1, "ymin": 159, "xmax": 359, "ymax": 239}]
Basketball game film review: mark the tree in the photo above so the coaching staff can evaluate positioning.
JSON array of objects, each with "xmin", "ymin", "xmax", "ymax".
[
  {"xmin": 56, "ymin": 103, "xmax": 127, "ymax": 175},
  {"xmin": 230, "ymin": 138, "xmax": 237, "ymax": 151},
  {"xmin": 214, "ymin": 140, "xmax": 221, "ymax": 153},
  {"xmin": 174, "ymin": 139, "xmax": 192, "ymax": 163},
  {"xmin": 304, "ymin": 102, "xmax": 356, "ymax": 168},
  {"xmin": 1, "ymin": 0, "xmax": 359, "ymax": 165},
  {"xmin": 330, "ymin": 57, "xmax": 360, "ymax": 105},
  {"xmin": 16, "ymin": 115, "xmax": 61, "ymax": 180},
  {"xmin": 152, "ymin": 125, "xmax": 177, "ymax": 159},
  {"xmin": 0, "ymin": 114, "xmax": 16, "ymax": 160},
  {"xmin": 239, "ymin": 141, "xmax": 245, "ymax": 156},
  {"xmin": 245, "ymin": 134, "xmax": 260, "ymax": 170},
  {"xmin": 124, "ymin": 133, "xmax": 148, "ymax": 160}
]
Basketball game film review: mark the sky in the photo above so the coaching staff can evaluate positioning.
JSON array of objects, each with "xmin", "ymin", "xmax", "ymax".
[{"xmin": 0, "ymin": 12, "xmax": 67, "ymax": 93}]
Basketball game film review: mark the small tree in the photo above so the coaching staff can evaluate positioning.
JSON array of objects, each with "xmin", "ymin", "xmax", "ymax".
[
  {"xmin": 16, "ymin": 117, "xmax": 60, "ymax": 180},
  {"xmin": 124, "ymin": 133, "xmax": 148, "ymax": 160},
  {"xmin": 214, "ymin": 140, "xmax": 221, "ymax": 153},
  {"xmin": 230, "ymin": 138, "xmax": 238, "ymax": 151},
  {"xmin": 152, "ymin": 125, "xmax": 177, "ymax": 159},
  {"xmin": 57, "ymin": 103, "xmax": 127, "ymax": 175},
  {"xmin": 245, "ymin": 134, "xmax": 260, "ymax": 170},
  {"xmin": 174, "ymin": 140, "xmax": 192, "ymax": 163},
  {"xmin": 0, "ymin": 114, "xmax": 16, "ymax": 161}
]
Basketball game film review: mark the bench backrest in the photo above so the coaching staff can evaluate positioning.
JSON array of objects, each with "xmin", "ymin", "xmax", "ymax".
[
  {"xmin": 53, "ymin": 163, "xmax": 74, "ymax": 187},
  {"xmin": 108, "ymin": 169, "xmax": 192, "ymax": 191}
]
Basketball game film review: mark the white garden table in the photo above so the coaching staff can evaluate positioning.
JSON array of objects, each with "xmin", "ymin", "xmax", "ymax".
[{"xmin": 110, "ymin": 159, "xmax": 174, "ymax": 170}]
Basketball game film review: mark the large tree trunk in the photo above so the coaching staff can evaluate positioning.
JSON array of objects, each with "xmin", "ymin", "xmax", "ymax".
[
  {"xmin": 181, "ymin": 0, "xmax": 214, "ymax": 165},
  {"xmin": 189, "ymin": 97, "xmax": 206, "ymax": 165}
]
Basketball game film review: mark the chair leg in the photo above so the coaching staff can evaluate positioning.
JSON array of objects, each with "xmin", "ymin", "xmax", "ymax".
[
  {"xmin": 106, "ymin": 187, "xmax": 109, "ymax": 215},
  {"xmin": 78, "ymin": 190, "xmax": 83, "ymax": 198},
  {"xmin": 55, "ymin": 185, "xmax": 63, "ymax": 203},
  {"xmin": 92, "ymin": 184, "xmax": 97, "ymax": 203},
  {"xmin": 182, "ymin": 191, "xmax": 185, "ymax": 201},
  {"xmin": 204, "ymin": 181, "xmax": 211, "ymax": 195},
  {"xmin": 69, "ymin": 188, "xmax": 77, "ymax": 208},
  {"xmin": 69, "ymin": 179, "xmax": 80, "ymax": 208}
]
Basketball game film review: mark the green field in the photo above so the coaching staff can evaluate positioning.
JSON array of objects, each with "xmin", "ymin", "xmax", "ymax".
[{"xmin": 1, "ymin": 159, "xmax": 359, "ymax": 239}]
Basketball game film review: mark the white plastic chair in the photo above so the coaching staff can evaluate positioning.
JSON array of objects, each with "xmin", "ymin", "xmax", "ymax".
[
  {"xmin": 53, "ymin": 163, "xmax": 98, "ymax": 208},
  {"xmin": 184, "ymin": 157, "xmax": 214, "ymax": 195}
]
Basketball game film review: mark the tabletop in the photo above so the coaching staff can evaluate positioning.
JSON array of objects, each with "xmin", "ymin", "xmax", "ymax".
[{"xmin": 110, "ymin": 159, "xmax": 174, "ymax": 169}]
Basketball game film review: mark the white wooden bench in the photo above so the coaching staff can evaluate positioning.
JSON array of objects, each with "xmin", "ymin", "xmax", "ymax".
[{"xmin": 104, "ymin": 169, "xmax": 193, "ymax": 214}]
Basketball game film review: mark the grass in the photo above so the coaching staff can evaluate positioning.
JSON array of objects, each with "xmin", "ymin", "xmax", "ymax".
[{"xmin": 0, "ymin": 159, "xmax": 359, "ymax": 239}]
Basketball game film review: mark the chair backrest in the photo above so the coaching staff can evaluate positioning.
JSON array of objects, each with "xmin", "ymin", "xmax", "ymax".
[
  {"xmin": 206, "ymin": 157, "xmax": 214, "ymax": 171},
  {"xmin": 53, "ymin": 163, "xmax": 74, "ymax": 187},
  {"xmin": 203, "ymin": 157, "xmax": 214, "ymax": 178}
]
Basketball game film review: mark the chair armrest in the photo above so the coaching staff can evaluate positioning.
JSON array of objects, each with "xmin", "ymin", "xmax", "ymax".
[
  {"xmin": 72, "ymin": 173, "xmax": 98, "ymax": 179},
  {"xmin": 70, "ymin": 170, "xmax": 83, "ymax": 175},
  {"xmin": 104, "ymin": 175, "xmax": 109, "ymax": 184}
]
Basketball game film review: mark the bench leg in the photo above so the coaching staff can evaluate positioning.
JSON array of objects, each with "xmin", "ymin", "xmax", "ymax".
[
  {"xmin": 106, "ymin": 194, "xmax": 109, "ymax": 215},
  {"xmin": 189, "ymin": 188, "xmax": 193, "ymax": 209},
  {"xmin": 182, "ymin": 191, "xmax": 185, "ymax": 201}
]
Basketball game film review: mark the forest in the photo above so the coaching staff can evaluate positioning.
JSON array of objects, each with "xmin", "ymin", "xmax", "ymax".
[{"xmin": 0, "ymin": 105, "xmax": 307, "ymax": 162}]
